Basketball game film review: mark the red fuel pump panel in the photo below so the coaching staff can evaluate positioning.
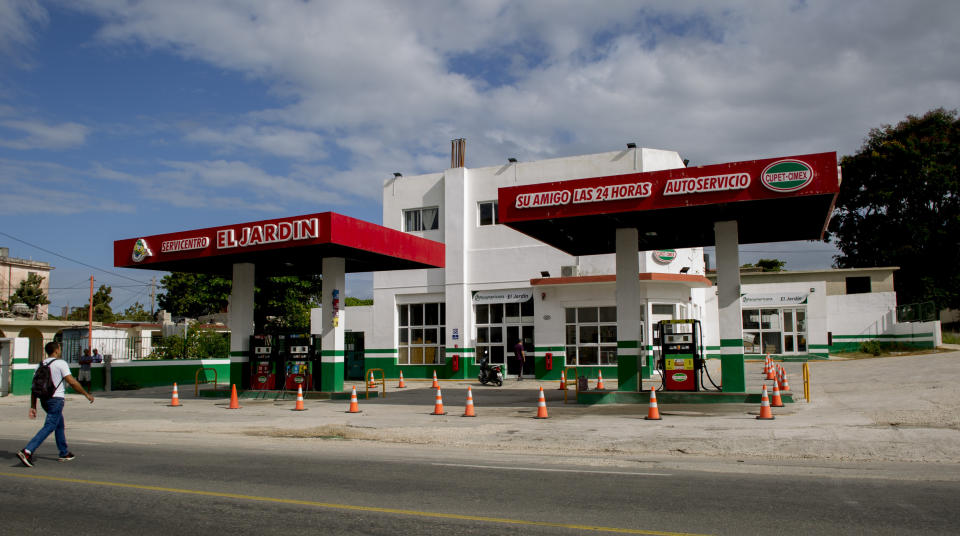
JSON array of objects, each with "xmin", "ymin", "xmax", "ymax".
[{"xmin": 663, "ymin": 355, "xmax": 697, "ymax": 391}]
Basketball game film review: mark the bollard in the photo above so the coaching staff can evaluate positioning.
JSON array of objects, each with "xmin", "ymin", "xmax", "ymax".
[{"xmin": 104, "ymin": 354, "xmax": 112, "ymax": 393}]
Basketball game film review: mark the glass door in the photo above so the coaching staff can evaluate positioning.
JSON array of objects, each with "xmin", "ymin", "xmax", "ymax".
[{"xmin": 782, "ymin": 308, "xmax": 808, "ymax": 354}]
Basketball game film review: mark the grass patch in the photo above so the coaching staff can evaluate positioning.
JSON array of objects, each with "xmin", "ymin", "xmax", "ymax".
[{"xmin": 943, "ymin": 331, "xmax": 960, "ymax": 345}]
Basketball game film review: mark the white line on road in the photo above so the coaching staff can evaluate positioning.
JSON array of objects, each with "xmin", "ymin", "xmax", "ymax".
[{"xmin": 432, "ymin": 463, "xmax": 671, "ymax": 477}]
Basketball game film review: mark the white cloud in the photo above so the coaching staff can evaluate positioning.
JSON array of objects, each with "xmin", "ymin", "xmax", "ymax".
[
  {"xmin": 0, "ymin": 119, "xmax": 90, "ymax": 149},
  {"xmin": 0, "ymin": 157, "xmax": 133, "ymax": 214},
  {"xmin": 185, "ymin": 125, "xmax": 327, "ymax": 160},
  {"xmin": 46, "ymin": 0, "xmax": 960, "ymax": 219},
  {"xmin": 0, "ymin": 0, "xmax": 47, "ymax": 67}
]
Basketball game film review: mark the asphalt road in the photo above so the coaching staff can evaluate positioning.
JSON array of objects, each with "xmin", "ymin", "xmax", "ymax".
[{"xmin": 2, "ymin": 438, "xmax": 959, "ymax": 535}]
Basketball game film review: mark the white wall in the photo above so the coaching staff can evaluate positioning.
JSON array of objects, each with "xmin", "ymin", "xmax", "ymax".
[{"xmin": 827, "ymin": 292, "xmax": 897, "ymax": 336}]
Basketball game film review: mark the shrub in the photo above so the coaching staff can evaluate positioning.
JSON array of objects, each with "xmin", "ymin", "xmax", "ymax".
[{"xmin": 859, "ymin": 340, "xmax": 883, "ymax": 356}]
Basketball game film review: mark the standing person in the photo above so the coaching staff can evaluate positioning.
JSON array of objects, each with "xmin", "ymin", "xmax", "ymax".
[
  {"xmin": 78, "ymin": 348, "xmax": 93, "ymax": 392},
  {"xmin": 17, "ymin": 342, "xmax": 95, "ymax": 467},
  {"xmin": 513, "ymin": 339, "xmax": 525, "ymax": 381}
]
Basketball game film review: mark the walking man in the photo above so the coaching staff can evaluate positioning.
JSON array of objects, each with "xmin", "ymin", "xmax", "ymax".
[{"xmin": 17, "ymin": 341, "xmax": 95, "ymax": 467}]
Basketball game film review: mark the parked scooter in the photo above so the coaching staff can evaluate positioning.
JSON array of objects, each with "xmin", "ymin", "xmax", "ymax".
[{"xmin": 478, "ymin": 357, "xmax": 503, "ymax": 387}]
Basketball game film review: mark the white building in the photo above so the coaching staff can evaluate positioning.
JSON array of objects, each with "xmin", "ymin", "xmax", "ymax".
[{"xmin": 360, "ymin": 147, "xmax": 711, "ymax": 384}]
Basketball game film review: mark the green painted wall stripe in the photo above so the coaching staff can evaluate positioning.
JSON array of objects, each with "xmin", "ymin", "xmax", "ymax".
[
  {"xmin": 707, "ymin": 346, "xmax": 721, "ymax": 350},
  {"xmin": 616, "ymin": 340, "xmax": 640, "ymax": 348},
  {"xmin": 230, "ymin": 351, "xmax": 247, "ymax": 357},
  {"xmin": 534, "ymin": 346, "xmax": 565, "ymax": 352},
  {"xmin": 720, "ymin": 339, "xmax": 744, "ymax": 347},
  {"xmin": 444, "ymin": 348, "xmax": 475, "ymax": 353},
  {"xmin": 364, "ymin": 348, "xmax": 398, "ymax": 354},
  {"xmin": 320, "ymin": 350, "xmax": 345, "ymax": 356},
  {"xmin": 832, "ymin": 333, "xmax": 933, "ymax": 340}
]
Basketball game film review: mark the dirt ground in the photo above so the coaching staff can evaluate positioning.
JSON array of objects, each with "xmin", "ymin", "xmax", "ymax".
[{"xmin": 3, "ymin": 351, "xmax": 960, "ymax": 472}]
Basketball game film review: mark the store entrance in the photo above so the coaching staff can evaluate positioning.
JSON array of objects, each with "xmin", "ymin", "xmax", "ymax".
[
  {"xmin": 475, "ymin": 297, "xmax": 535, "ymax": 378},
  {"xmin": 506, "ymin": 325, "xmax": 535, "ymax": 377}
]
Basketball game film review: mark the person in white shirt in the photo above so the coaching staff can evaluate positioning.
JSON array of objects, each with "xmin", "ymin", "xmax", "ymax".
[{"xmin": 17, "ymin": 342, "xmax": 94, "ymax": 467}]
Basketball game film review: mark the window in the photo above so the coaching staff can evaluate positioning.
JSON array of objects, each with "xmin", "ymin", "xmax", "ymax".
[
  {"xmin": 398, "ymin": 303, "xmax": 445, "ymax": 365},
  {"xmin": 846, "ymin": 276, "xmax": 871, "ymax": 294},
  {"xmin": 742, "ymin": 307, "xmax": 807, "ymax": 354},
  {"xmin": 403, "ymin": 207, "xmax": 439, "ymax": 232},
  {"xmin": 565, "ymin": 306, "xmax": 618, "ymax": 366},
  {"xmin": 478, "ymin": 201, "xmax": 498, "ymax": 226}
]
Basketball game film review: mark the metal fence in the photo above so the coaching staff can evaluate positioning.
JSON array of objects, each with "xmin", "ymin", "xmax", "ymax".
[
  {"xmin": 42, "ymin": 333, "xmax": 230, "ymax": 364},
  {"xmin": 896, "ymin": 301, "xmax": 937, "ymax": 323}
]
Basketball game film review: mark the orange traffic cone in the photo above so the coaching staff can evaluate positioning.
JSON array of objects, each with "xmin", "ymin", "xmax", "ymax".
[
  {"xmin": 770, "ymin": 381, "xmax": 784, "ymax": 407},
  {"xmin": 228, "ymin": 384, "xmax": 240, "ymax": 409},
  {"xmin": 757, "ymin": 384, "xmax": 775, "ymax": 420},
  {"xmin": 781, "ymin": 369, "xmax": 791, "ymax": 392},
  {"xmin": 367, "ymin": 370, "xmax": 376, "ymax": 388},
  {"xmin": 534, "ymin": 386, "xmax": 549, "ymax": 419},
  {"xmin": 765, "ymin": 358, "xmax": 777, "ymax": 380},
  {"xmin": 431, "ymin": 370, "xmax": 440, "ymax": 389},
  {"xmin": 558, "ymin": 369, "xmax": 566, "ymax": 390},
  {"xmin": 462, "ymin": 386, "xmax": 476, "ymax": 417},
  {"xmin": 762, "ymin": 355, "xmax": 771, "ymax": 375},
  {"xmin": 346, "ymin": 386, "xmax": 361, "ymax": 413},
  {"xmin": 169, "ymin": 382, "xmax": 181, "ymax": 407},
  {"xmin": 596, "ymin": 371, "xmax": 605, "ymax": 390},
  {"xmin": 431, "ymin": 388, "xmax": 447, "ymax": 415},
  {"xmin": 644, "ymin": 389, "xmax": 662, "ymax": 420},
  {"xmin": 397, "ymin": 371, "xmax": 407, "ymax": 388},
  {"xmin": 293, "ymin": 385, "xmax": 306, "ymax": 411},
  {"xmin": 777, "ymin": 364, "xmax": 786, "ymax": 391}
]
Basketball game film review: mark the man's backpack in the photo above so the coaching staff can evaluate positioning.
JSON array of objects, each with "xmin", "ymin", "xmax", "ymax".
[{"xmin": 31, "ymin": 359, "xmax": 63, "ymax": 400}]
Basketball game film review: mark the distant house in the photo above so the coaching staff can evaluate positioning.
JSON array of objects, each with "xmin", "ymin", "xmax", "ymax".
[{"xmin": 0, "ymin": 247, "xmax": 53, "ymax": 320}]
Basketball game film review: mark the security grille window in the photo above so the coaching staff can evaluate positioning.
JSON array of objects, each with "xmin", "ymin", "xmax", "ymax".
[
  {"xmin": 478, "ymin": 201, "xmax": 498, "ymax": 226},
  {"xmin": 398, "ymin": 303, "xmax": 445, "ymax": 364},
  {"xmin": 404, "ymin": 207, "xmax": 439, "ymax": 232},
  {"xmin": 565, "ymin": 306, "xmax": 618, "ymax": 366}
]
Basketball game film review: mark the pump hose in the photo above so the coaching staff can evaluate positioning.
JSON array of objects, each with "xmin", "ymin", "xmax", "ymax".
[{"xmin": 698, "ymin": 321, "xmax": 722, "ymax": 391}]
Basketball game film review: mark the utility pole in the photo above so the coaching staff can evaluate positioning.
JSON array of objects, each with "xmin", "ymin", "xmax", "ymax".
[
  {"xmin": 150, "ymin": 276, "xmax": 156, "ymax": 315},
  {"xmin": 88, "ymin": 276, "xmax": 94, "ymax": 351}
]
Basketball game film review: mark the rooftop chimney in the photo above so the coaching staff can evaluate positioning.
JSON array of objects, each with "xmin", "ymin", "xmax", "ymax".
[{"xmin": 451, "ymin": 138, "xmax": 465, "ymax": 168}]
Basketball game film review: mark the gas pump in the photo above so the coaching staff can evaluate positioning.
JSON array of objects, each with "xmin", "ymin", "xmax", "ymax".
[
  {"xmin": 280, "ymin": 334, "xmax": 314, "ymax": 391},
  {"xmin": 249, "ymin": 335, "xmax": 277, "ymax": 390},
  {"xmin": 657, "ymin": 319, "xmax": 703, "ymax": 391}
]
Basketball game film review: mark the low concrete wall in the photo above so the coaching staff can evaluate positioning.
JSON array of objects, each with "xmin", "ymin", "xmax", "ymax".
[{"xmin": 10, "ymin": 358, "xmax": 231, "ymax": 395}]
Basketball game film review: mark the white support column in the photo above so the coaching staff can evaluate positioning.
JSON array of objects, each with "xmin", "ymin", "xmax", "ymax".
[
  {"xmin": 229, "ymin": 263, "xmax": 255, "ymax": 387},
  {"xmin": 616, "ymin": 228, "xmax": 643, "ymax": 391},
  {"xmin": 715, "ymin": 221, "xmax": 745, "ymax": 392},
  {"xmin": 320, "ymin": 257, "xmax": 345, "ymax": 392}
]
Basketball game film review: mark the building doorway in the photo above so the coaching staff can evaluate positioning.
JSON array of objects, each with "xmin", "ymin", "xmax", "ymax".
[{"xmin": 475, "ymin": 297, "xmax": 535, "ymax": 378}]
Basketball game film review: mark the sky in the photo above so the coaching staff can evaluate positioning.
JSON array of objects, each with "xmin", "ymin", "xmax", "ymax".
[{"xmin": 1, "ymin": 0, "xmax": 958, "ymax": 315}]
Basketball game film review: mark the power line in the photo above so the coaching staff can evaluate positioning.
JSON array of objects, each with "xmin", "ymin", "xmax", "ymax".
[{"xmin": 0, "ymin": 231, "xmax": 148, "ymax": 285}]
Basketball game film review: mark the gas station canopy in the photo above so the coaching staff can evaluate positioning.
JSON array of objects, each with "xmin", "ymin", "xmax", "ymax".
[
  {"xmin": 114, "ymin": 212, "xmax": 445, "ymax": 276},
  {"xmin": 497, "ymin": 152, "xmax": 840, "ymax": 256}
]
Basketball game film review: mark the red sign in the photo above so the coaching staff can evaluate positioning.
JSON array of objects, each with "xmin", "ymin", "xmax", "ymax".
[
  {"xmin": 114, "ymin": 212, "xmax": 445, "ymax": 272},
  {"xmin": 499, "ymin": 152, "xmax": 838, "ymax": 223}
]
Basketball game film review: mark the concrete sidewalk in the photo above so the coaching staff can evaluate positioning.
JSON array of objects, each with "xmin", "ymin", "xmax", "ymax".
[{"xmin": 3, "ymin": 352, "xmax": 960, "ymax": 471}]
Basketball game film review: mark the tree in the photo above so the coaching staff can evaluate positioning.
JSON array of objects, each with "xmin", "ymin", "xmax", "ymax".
[
  {"xmin": 158, "ymin": 273, "xmax": 231, "ymax": 319},
  {"xmin": 10, "ymin": 273, "xmax": 50, "ymax": 309},
  {"xmin": 159, "ymin": 272, "xmax": 322, "ymax": 331},
  {"xmin": 255, "ymin": 274, "xmax": 322, "ymax": 332},
  {"xmin": 66, "ymin": 284, "xmax": 115, "ymax": 323},
  {"xmin": 345, "ymin": 297, "xmax": 373, "ymax": 306},
  {"xmin": 828, "ymin": 108, "xmax": 960, "ymax": 309},
  {"xmin": 119, "ymin": 302, "xmax": 154, "ymax": 322}
]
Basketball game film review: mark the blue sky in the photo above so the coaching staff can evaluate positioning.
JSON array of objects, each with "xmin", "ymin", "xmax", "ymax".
[{"xmin": 1, "ymin": 0, "xmax": 958, "ymax": 314}]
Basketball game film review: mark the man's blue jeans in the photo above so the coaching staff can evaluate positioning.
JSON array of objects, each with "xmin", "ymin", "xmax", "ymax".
[{"xmin": 25, "ymin": 397, "xmax": 68, "ymax": 456}]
